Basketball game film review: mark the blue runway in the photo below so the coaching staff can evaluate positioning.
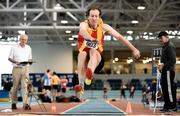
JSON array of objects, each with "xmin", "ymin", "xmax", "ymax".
[{"xmin": 64, "ymin": 99, "xmax": 125, "ymax": 115}]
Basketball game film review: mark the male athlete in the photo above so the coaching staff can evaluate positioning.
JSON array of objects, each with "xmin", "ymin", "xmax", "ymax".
[{"xmin": 76, "ymin": 6, "xmax": 140, "ymax": 98}]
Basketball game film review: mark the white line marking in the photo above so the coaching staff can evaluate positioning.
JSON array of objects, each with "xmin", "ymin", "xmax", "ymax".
[
  {"xmin": 60, "ymin": 99, "xmax": 89, "ymax": 114},
  {"xmin": 105, "ymin": 99, "xmax": 127, "ymax": 115}
]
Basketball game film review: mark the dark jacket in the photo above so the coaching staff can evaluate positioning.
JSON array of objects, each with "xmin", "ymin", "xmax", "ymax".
[{"xmin": 161, "ymin": 41, "xmax": 176, "ymax": 71}]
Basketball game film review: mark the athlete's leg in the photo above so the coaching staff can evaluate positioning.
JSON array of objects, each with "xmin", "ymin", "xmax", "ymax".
[
  {"xmin": 77, "ymin": 51, "xmax": 87, "ymax": 86},
  {"xmin": 87, "ymin": 49, "xmax": 101, "ymax": 76},
  {"xmin": 77, "ymin": 51, "xmax": 87, "ymax": 100}
]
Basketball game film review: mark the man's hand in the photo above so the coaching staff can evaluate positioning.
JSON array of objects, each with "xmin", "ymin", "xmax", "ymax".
[{"xmin": 132, "ymin": 49, "xmax": 140, "ymax": 59}]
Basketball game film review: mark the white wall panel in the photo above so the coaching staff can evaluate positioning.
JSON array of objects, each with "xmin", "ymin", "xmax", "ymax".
[{"xmin": 30, "ymin": 43, "xmax": 73, "ymax": 73}]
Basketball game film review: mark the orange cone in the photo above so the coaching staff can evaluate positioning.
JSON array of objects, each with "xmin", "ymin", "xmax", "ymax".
[
  {"xmin": 51, "ymin": 103, "xmax": 56, "ymax": 112},
  {"xmin": 126, "ymin": 101, "xmax": 132, "ymax": 114}
]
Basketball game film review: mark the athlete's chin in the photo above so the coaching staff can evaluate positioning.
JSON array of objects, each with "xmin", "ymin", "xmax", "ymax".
[
  {"xmin": 94, "ymin": 21, "xmax": 98, "ymax": 24},
  {"xmin": 91, "ymin": 22, "xmax": 98, "ymax": 27}
]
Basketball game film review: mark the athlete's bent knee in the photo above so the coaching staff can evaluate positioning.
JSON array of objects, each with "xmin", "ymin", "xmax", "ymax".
[{"xmin": 89, "ymin": 49, "xmax": 98, "ymax": 56}]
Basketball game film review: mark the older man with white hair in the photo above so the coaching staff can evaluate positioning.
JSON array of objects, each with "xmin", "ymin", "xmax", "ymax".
[{"xmin": 8, "ymin": 34, "xmax": 32, "ymax": 110}]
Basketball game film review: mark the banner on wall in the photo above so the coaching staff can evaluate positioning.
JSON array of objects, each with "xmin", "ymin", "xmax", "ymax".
[{"xmin": 152, "ymin": 48, "xmax": 162, "ymax": 76}]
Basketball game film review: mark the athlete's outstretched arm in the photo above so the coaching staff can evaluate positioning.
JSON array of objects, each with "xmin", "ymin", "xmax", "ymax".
[
  {"xmin": 103, "ymin": 24, "xmax": 140, "ymax": 59},
  {"xmin": 79, "ymin": 22, "xmax": 96, "ymax": 41}
]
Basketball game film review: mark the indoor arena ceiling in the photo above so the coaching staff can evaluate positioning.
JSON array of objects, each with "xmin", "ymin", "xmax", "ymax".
[{"xmin": 0, "ymin": 0, "xmax": 180, "ymax": 51}]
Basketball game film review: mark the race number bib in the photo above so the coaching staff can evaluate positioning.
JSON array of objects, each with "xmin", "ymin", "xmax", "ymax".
[{"xmin": 84, "ymin": 40, "xmax": 98, "ymax": 49}]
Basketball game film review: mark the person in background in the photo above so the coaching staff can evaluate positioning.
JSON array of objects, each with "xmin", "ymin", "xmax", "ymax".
[
  {"xmin": 129, "ymin": 84, "xmax": 135, "ymax": 99},
  {"xmin": 103, "ymin": 85, "xmax": 108, "ymax": 99},
  {"xmin": 157, "ymin": 31, "xmax": 177, "ymax": 112},
  {"xmin": 42, "ymin": 69, "xmax": 52, "ymax": 102},
  {"xmin": 60, "ymin": 75, "xmax": 68, "ymax": 96},
  {"xmin": 51, "ymin": 71, "xmax": 61, "ymax": 101},
  {"xmin": 72, "ymin": 71, "xmax": 79, "ymax": 97},
  {"xmin": 120, "ymin": 83, "xmax": 127, "ymax": 99},
  {"xmin": 8, "ymin": 34, "xmax": 32, "ymax": 110},
  {"xmin": 36, "ymin": 75, "xmax": 44, "ymax": 101},
  {"xmin": 141, "ymin": 84, "xmax": 149, "ymax": 105}
]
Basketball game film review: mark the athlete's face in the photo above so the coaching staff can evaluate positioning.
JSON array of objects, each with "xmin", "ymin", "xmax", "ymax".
[{"xmin": 88, "ymin": 9, "xmax": 100, "ymax": 28}]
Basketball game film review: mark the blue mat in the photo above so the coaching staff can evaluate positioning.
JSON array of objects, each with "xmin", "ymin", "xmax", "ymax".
[{"xmin": 65, "ymin": 99, "xmax": 124, "ymax": 115}]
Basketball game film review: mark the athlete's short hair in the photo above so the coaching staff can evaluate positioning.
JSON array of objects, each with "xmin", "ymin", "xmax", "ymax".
[{"xmin": 86, "ymin": 6, "xmax": 102, "ymax": 17}]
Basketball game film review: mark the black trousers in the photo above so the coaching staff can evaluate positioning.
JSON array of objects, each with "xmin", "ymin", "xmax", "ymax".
[{"xmin": 161, "ymin": 68, "xmax": 176, "ymax": 109}]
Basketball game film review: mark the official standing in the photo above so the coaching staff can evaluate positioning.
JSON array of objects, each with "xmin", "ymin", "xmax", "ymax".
[
  {"xmin": 158, "ymin": 31, "xmax": 177, "ymax": 112},
  {"xmin": 8, "ymin": 34, "xmax": 32, "ymax": 110}
]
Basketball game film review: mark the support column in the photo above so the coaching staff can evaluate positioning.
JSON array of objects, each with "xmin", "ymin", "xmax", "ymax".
[{"xmin": 50, "ymin": 0, "xmax": 57, "ymax": 26}]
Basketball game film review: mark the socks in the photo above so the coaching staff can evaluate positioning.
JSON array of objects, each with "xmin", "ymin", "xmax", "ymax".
[{"xmin": 79, "ymin": 80, "xmax": 84, "ymax": 87}]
